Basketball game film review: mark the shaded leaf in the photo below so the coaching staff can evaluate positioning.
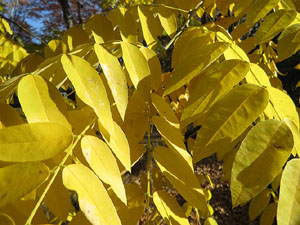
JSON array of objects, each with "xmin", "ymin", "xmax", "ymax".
[
  {"xmin": 260, "ymin": 203, "xmax": 277, "ymax": 225},
  {"xmin": 249, "ymin": 189, "xmax": 271, "ymax": 220},
  {"xmin": 231, "ymin": 119, "xmax": 293, "ymax": 207},
  {"xmin": 0, "ymin": 103, "xmax": 23, "ymax": 128}
]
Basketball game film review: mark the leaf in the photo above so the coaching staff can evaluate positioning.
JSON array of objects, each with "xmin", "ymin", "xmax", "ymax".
[
  {"xmin": 0, "ymin": 213, "xmax": 15, "ymax": 225},
  {"xmin": 121, "ymin": 42, "xmax": 151, "ymax": 95},
  {"xmin": 291, "ymin": 0, "xmax": 300, "ymax": 12},
  {"xmin": 153, "ymin": 190, "xmax": 190, "ymax": 225},
  {"xmin": 85, "ymin": 14, "xmax": 114, "ymax": 44},
  {"xmin": 0, "ymin": 162, "xmax": 49, "ymax": 207},
  {"xmin": 0, "ymin": 123, "xmax": 73, "ymax": 162},
  {"xmin": 61, "ymin": 26, "xmax": 89, "ymax": 51},
  {"xmin": 158, "ymin": 5, "xmax": 177, "ymax": 37},
  {"xmin": 153, "ymin": 146, "xmax": 208, "ymax": 212},
  {"xmin": 277, "ymin": 159, "xmax": 300, "ymax": 225},
  {"xmin": 192, "ymin": 84, "xmax": 269, "ymax": 163},
  {"xmin": 152, "ymin": 115, "xmax": 193, "ymax": 168},
  {"xmin": 223, "ymin": 43, "xmax": 250, "ymax": 61},
  {"xmin": 108, "ymin": 183, "xmax": 146, "ymax": 225},
  {"xmin": 43, "ymin": 40, "xmax": 67, "ymax": 58},
  {"xmin": 163, "ymin": 42, "xmax": 230, "ymax": 96},
  {"xmin": 278, "ymin": 23, "xmax": 300, "ymax": 61},
  {"xmin": 254, "ymin": 9, "xmax": 297, "ymax": 45},
  {"xmin": 139, "ymin": 46, "xmax": 162, "ymax": 91},
  {"xmin": 264, "ymin": 86, "xmax": 299, "ymax": 127},
  {"xmin": 61, "ymin": 54, "xmax": 114, "ymax": 134},
  {"xmin": 0, "ymin": 103, "xmax": 23, "ymax": 128},
  {"xmin": 181, "ymin": 59, "xmax": 250, "ymax": 128},
  {"xmin": 204, "ymin": 217, "xmax": 218, "ymax": 225},
  {"xmin": 283, "ymin": 118, "xmax": 300, "ymax": 156},
  {"xmin": 0, "ymin": 75, "xmax": 24, "ymax": 103},
  {"xmin": 260, "ymin": 203, "xmax": 277, "ymax": 225},
  {"xmin": 245, "ymin": 63, "xmax": 272, "ymax": 87},
  {"xmin": 18, "ymin": 74, "xmax": 71, "ymax": 130},
  {"xmin": 94, "ymin": 44, "xmax": 128, "ymax": 120},
  {"xmin": 231, "ymin": 119, "xmax": 294, "ymax": 207},
  {"xmin": 62, "ymin": 164, "xmax": 121, "ymax": 225},
  {"xmin": 81, "ymin": 135, "xmax": 127, "ymax": 204},
  {"xmin": 151, "ymin": 93, "xmax": 179, "ymax": 128},
  {"xmin": 246, "ymin": 0, "xmax": 281, "ymax": 27},
  {"xmin": 249, "ymin": 189, "xmax": 271, "ymax": 220}
]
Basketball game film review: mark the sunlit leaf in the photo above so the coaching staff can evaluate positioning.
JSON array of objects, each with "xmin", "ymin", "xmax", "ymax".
[
  {"xmin": 245, "ymin": 63, "xmax": 272, "ymax": 87},
  {"xmin": 277, "ymin": 159, "xmax": 300, "ymax": 225},
  {"xmin": 0, "ymin": 123, "xmax": 73, "ymax": 162},
  {"xmin": 0, "ymin": 162, "xmax": 49, "ymax": 207},
  {"xmin": 153, "ymin": 190, "xmax": 190, "ymax": 225},
  {"xmin": 94, "ymin": 44, "xmax": 128, "ymax": 120},
  {"xmin": 81, "ymin": 135, "xmax": 127, "ymax": 204},
  {"xmin": 63, "ymin": 164, "xmax": 121, "ymax": 225},
  {"xmin": 231, "ymin": 119, "xmax": 293, "ymax": 207},
  {"xmin": 158, "ymin": 5, "xmax": 177, "ymax": 37},
  {"xmin": 153, "ymin": 146, "xmax": 207, "ymax": 211},
  {"xmin": 192, "ymin": 84, "xmax": 269, "ymax": 163}
]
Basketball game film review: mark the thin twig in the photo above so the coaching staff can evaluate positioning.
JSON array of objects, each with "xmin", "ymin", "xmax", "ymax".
[
  {"xmin": 0, "ymin": 14, "xmax": 46, "ymax": 45},
  {"xmin": 165, "ymin": 1, "xmax": 203, "ymax": 50}
]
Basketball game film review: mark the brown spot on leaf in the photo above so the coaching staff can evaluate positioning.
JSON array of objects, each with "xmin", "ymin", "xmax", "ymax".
[{"xmin": 273, "ymin": 143, "xmax": 282, "ymax": 149}]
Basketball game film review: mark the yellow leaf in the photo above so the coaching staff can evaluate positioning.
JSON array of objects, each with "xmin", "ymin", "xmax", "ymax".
[
  {"xmin": 61, "ymin": 54, "xmax": 114, "ymax": 135},
  {"xmin": 69, "ymin": 211, "xmax": 92, "ymax": 225},
  {"xmin": 81, "ymin": 135, "xmax": 127, "ymax": 204},
  {"xmin": 61, "ymin": 26, "xmax": 89, "ymax": 51},
  {"xmin": 68, "ymin": 107, "xmax": 96, "ymax": 135},
  {"xmin": 248, "ymin": 189, "xmax": 271, "ymax": 220},
  {"xmin": 0, "ymin": 123, "xmax": 73, "ymax": 162},
  {"xmin": 278, "ymin": 23, "xmax": 300, "ymax": 61},
  {"xmin": 223, "ymin": 42, "xmax": 250, "ymax": 61},
  {"xmin": 231, "ymin": 119, "xmax": 293, "ymax": 207},
  {"xmin": 255, "ymin": 9, "xmax": 297, "ymax": 45},
  {"xmin": 18, "ymin": 74, "xmax": 71, "ymax": 130},
  {"xmin": 94, "ymin": 44, "xmax": 128, "ymax": 120},
  {"xmin": 0, "ymin": 162, "xmax": 49, "ymax": 207},
  {"xmin": 153, "ymin": 190, "xmax": 190, "ymax": 225},
  {"xmin": 139, "ymin": 46, "xmax": 162, "ymax": 91},
  {"xmin": 283, "ymin": 118, "xmax": 300, "ymax": 156},
  {"xmin": 291, "ymin": 0, "xmax": 300, "ymax": 12},
  {"xmin": 245, "ymin": 63, "xmax": 272, "ymax": 87},
  {"xmin": 192, "ymin": 84, "xmax": 269, "ymax": 163},
  {"xmin": 85, "ymin": 14, "xmax": 115, "ymax": 44},
  {"xmin": 1, "ymin": 18, "xmax": 12, "ymax": 35},
  {"xmin": 152, "ymin": 116, "xmax": 193, "ymax": 168},
  {"xmin": 181, "ymin": 59, "xmax": 250, "ymax": 128},
  {"xmin": 264, "ymin": 87, "xmax": 299, "ymax": 127},
  {"xmin": 0, "ymin": 75, "xmax": 23, "ymax": 103},
  {"xmin": 172, "ymin": 31, "xmax": 214, "ymax": 68},
  {"xmin": 271, "ymin": 170, "xmax": 282, "ymax": 191},
  {"xmin": 153, "ymin": 146, "xmax": 207, "ymax": 211},
  {"xmin": 0, "ymin": 213, "xmax": 15, "ymax": 225},
  {"xmin": 62, "ymin": 164, "xmax": 121, "ymax": 225},
  {"xmin": 0, "ymin": 103, "xmax": 23, "ymax": 128},
  {"xmin": 151, "ymin": 93, "xmax": 179, "ymax": 128},
  {"xmin": 108, "ymin": 183, "xmax": 146, "ymax": 225},
  {"xmin": 121, "ymin": 42, "xmax": 151, "ymax": 95},
  {"xmin": 158, "ymin": 5, "xmax": 177, "ymax": 37},
  {"xmin": 246, "ymin": 0, "xmax": 281, "ymax": 27},
  {"xmin": 163, "ymin": 42, "xmax": 230, "ymax": 96},
  {"xmin": 43, "ymin": 40, "xmax": 68, "ymax": 58},
  {"xmin": 277, "ymin": 159, "xmax": 300, "ymax": 225},
  {"xmin": 204, "ymin": 217, "xmax": 218, "ymax": 225},
  {"xmin": 260, "ymin": 203, "xmax": 277, "ymax": 225}
]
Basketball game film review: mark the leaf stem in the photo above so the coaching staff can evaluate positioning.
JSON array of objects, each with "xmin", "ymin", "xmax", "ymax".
[
  {"xmin": 165, "ymin": 1, "xmax": 203, "ymax": 50},
  {"xmin": 146, "ymin": 104, "xmax": 152, "ymax": 224},
  {"xmin": 25, "ymin": 118, "xmax": 96, "ymax": 225}
]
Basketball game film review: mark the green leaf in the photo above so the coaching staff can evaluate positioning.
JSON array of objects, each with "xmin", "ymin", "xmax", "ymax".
[
  {"xmin": 231, "ymin": 119, "xmax": 293, "ymax": 207},
  {"xmin": 94, "ymin": 44, "xmax": 128, "ymax": 120},
  {"xmin": 63, "ymin": 164, "xmax": 121, "ymax": 225},
  {"xmin": 254, "ymin": 9, "xmax": 297, "ymax": 45},
  {"xmin": 181, "ymin": 59, "xmax": 250, "ymax": 128},
  {"xmin": 278, "ymin": 23, "xmax": 300, "ymax": 61},
  {"xmin": 153, "ymin": 146, "xmax": 207, "ymax": 212},
  {"xmin": 61, "ymin": 54, "xmax": 114, "ymax": 134},
  {"xmin": 0, "ymin": 162, "xmax": 49, "ymax": 207},
  {"xmin": 0, "ymin": 123, "xmax": 73, "ymax": 162},
  {"xmin": 81, "ymin": 135, "xmax": 127, "ymax": 204},
  {"xmin": 249, "ymin": 189, "xmax": 271, "ymax": 220},
  {"xmin": 192, "ymin": 84, "xmax": 269, "ymax": 163},
  {"xmin": 153, "ymin": 190, "xmax": 190, "ymax": 225},
  {"xmin": 246, "ymin": 0, "xmax": 281, "ymax": 27},
  {"xmin": 163, "ymin": 42, "xmax": 230, "ymax": 96},
  {"xmin": 277, "ymin": 159, "xmax": 300, "ymax": 225},
  {"xmin": 18, "ymin": 74, "xmax": 71, "ymax": 130}
]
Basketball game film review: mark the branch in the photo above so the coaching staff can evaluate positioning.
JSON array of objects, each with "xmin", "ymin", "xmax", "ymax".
[
  {"xmin": 58, "ymin": 0, "xmax": 75, "ymax": 29},
  {"xmin": 0, "ymin": 14, "xmax": 46, "ymax": 45},
  {"xmin": 165, "ymin": 1, "xmax": 203, "ymax": 50}
]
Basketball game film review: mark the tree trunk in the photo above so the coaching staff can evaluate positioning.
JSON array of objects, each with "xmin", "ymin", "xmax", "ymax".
[{"xmin": 58, "ymin": 0, "xmax": 74, "ymax": 29}]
